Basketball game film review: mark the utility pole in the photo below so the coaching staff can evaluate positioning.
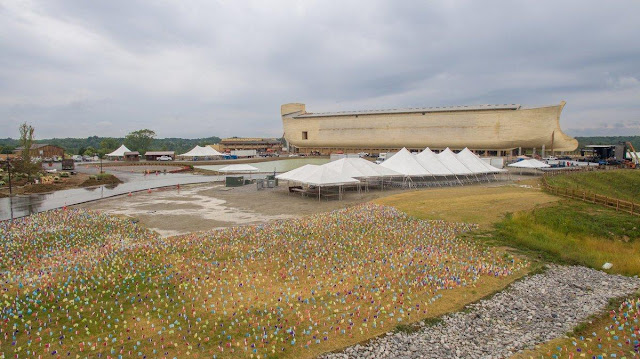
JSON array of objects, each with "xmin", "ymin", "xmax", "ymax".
[
  {"xmin": 4, "ymin": 159, "xmax": 13, "ymax": 222},
  {"xmin": 100, "ymin": 155, "xmax": 103, "ymax": 174},
  {"xmin": 3, "ymin": 159, "xmax": 12, "ymax": 197}
]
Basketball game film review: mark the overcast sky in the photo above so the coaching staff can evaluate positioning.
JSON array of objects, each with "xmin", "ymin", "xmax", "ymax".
[{"xmin": 1, "ymin": 0, "xmax": 639, "ymax": 139}]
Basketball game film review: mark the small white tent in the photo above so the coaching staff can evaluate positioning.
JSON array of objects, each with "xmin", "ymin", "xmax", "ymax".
[
  {"xmin": 380, "ymin": 148, "xmax": 431, "ymax": 176},
  {"xmin": 508, "ymin": 159, "xmax": 550, "ymax": 168},
  {"xmin": 106, "ymin": 145, "xmax": 131, "ymax": 158},
  {"xmin": 437, "ymin": 148, "xmax": 474, "ymax": 175},
  {"xmin": 217, "ymin": 164, "xmax": 259, "ymax": 173}
]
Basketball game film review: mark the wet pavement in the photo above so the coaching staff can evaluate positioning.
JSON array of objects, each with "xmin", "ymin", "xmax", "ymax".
[{"xmin": 0, "ymin": 171, "xmax": 223, "ymax": 221}]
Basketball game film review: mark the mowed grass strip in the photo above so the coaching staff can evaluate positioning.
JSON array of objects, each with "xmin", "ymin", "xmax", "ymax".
[
  {"xmin": 546, "ymin": 169, "xmax": 640, "ymax": 203},
  {"xmin": 373, "ymin": 184, "xmax": 558, "ymax": 228},
  {"xmin": 493, "ymin": 200, "xmax": 640, "ymax": 276}
]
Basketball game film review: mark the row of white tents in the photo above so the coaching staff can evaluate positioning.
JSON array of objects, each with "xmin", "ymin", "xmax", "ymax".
[
  {"xmin": 106, "ymin": 144, "xmax": 224, "ymax": 159},
  {"xmin": 276, "ymin": 147, "xmax": 506, "ymax": 195}
]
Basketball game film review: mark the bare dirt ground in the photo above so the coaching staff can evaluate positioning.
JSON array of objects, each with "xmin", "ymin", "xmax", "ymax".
[
  {"xmin": 0, "ymin": 172, "xmax": 99, "ymax": 198},
  {"xmin": 77, "ymin": 176, "xmax": 546, "ymax": 237},
  {"xmin": 77, "ymin": 183, "xmax": 406, "ymax": 236}
]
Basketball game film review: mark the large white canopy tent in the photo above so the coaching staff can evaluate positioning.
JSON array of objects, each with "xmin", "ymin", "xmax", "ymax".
[
  {"xmin": 414, "ymin": 148, "xmax": 454, "ymax": 176},
  {"xmin": 179, "ymin": 145, "xmax": 223, "ymax": 158},
  {"xmin": 323, "ymin": 158, "xmax": 401, "ymax": 178},
  {"xmin": 278, "ymin": 165, "xmax": 359, "ymax": 200},
  {"xmin": 106, "ymin": 145, "xmax": 131, "ymax": 158},
  {"xmin": 454, "ymin": 149, "xmax": 493, "ymax": 174},
  {"xmin": 276, "ymin": 164, "xmax": 319, "ymax": 181},
  {"xmin": 461, "ymin": 148, "xmax": 504, "ymax": 173},
  {"xmin": 436, "ymin": 148, "xmax": 474, "ymax": 176},
  {"xmin": 380, "ymin": 148, "xmax": 432, "ymax": 176}
]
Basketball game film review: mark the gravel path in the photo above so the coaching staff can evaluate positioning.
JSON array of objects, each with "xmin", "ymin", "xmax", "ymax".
[{"xmin": 321, "ymin": 265, "xmax": 640, "ymax": 359}]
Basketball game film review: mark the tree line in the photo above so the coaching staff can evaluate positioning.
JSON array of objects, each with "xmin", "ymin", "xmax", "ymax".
[
  {"xmin": 575, "ymin": 136, "xmax": 640, "ymax": 151},
  {"xmin": 0, "ymin": 130, "xmax": 221, "ymax": 156}
]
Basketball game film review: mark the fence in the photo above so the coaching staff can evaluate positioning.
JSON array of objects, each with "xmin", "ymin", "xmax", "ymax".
[{"xmin": 541, "ymin": 170, "xmax": 639, "ymax": 216}]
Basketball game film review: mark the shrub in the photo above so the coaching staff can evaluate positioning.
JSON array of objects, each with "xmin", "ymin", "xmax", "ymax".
[
  {"xmin": 0, "ymin": 180, "xmax": 5, "ymax": 186},
  {"xmin": 60, "ymin": 172, "xmax": 70, "ymax": 178}
]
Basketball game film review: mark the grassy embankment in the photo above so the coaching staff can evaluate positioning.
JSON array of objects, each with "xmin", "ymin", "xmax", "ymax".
[
  {"xmin": 546, "ymin": 169, "xmax": 640, "ymax": 203},
  {"xmin": 376, "ymin": 172, "xmax": 640, "ymax": 359},
  {"xmin": 376, "ymin": 172, "xmax": 640, "ymax": 276}
]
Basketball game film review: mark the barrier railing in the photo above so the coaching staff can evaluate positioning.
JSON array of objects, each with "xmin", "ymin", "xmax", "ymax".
[{"xmin": 541, "ymin": 170, "xmax": 639, "ymax": 216}]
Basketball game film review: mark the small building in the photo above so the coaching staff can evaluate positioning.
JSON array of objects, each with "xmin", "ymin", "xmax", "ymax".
[
  {"xmin": 144, "ymin": 151, "xmax": 174, "ymax": 161},
  {"xmin": 219, "ymin": 137, "xmax": 282, "ymax": 154},
  {"xmin": 14, "ymin": 144, "xmax": 64, "ymax": 159},
  {"xmin": 124, "ymin": 151, "xmax": 140, "ymax": 161}
]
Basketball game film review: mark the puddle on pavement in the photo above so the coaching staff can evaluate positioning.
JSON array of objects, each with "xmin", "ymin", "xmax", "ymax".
[{"xmin": 98, "ymin": 185, "xmax": 294, "ymax": 237}]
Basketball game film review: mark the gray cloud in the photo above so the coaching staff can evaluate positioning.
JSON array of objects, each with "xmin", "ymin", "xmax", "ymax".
[{"xmin": 0, "ymin": 0, "xmax": 639, "ymax": 139}]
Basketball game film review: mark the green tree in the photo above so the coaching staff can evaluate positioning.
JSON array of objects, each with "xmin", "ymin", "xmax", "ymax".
[
  {"xmin": 1, "ymin": 146, "xmax": 15, "ymax": 154},
  {"xmin": 100, "ymin": 138, "xmax": 118, "ymax": 152},
  {"xmin": 125, "ymin": 129, "xmax": 156, "ymax": 153},
  {"xmin": 14, "ymin": 123, "xmax": 39, "ymax": 180},
  {"xmin": 84, "ymin": 146, "xmax": 97, "ymax": 156}
]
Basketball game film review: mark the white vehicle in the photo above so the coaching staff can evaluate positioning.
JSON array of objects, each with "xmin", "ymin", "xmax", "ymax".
[
  {"xmin": 157, "ymin": 155, "xmax": 173, "ymax": 161},
  {"xmin": 72, "ymin": 155, "xmax": 83, "ymax": 162},
  {"xmin": 358, "ymin": 152, "xmax": 369, "ymax": 158}
]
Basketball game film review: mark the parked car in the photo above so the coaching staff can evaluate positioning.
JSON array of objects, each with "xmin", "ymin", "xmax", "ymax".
[
  {"xmin": 72, "ymin": 155, "xmax": 83, "ymax": 162},
  {"xmin": 157, "ymin": 155, "xmax": 173, "ymax": 161}
]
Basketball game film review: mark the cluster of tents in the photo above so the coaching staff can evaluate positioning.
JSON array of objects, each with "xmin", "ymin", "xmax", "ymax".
[
  {"xmin": 276, "ymin": 147, "xmax": 506, "ymax": 199},
  {"xmin": 106, "ymin": 144, "xmax": 224, "ymax": 160}
]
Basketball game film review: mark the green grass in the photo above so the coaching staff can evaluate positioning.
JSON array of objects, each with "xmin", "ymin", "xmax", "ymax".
[
  {"xmin": 492, "ymin": 199, "xmax": 640, "ymax": 275},
  {"xmin": 546, "ymin": 169, "xmax": 640, "ymax": 203}
]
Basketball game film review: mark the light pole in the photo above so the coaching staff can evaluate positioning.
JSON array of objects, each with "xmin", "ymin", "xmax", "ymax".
[{"xmin": 3, "ymin": 159, "xmax": 13, "ymax": 222}]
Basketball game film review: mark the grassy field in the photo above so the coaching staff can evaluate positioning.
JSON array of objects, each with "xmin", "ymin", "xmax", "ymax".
[
  {"xmin": 373, "ymin": 183, "xmax": 558, "ymax": 229},
  {"xmin": 375, "ymin": 177, "xmax": 640, "ymax": 359},
  {"xmin": 546, "ymin": 169, "xmax": 640, "ymax": 203},
  {"xmin": 492, "ymin": 200, "xmax": 640, "ymax": 276},
  {"xmin": 0, "ymin": 204, "xmax": 526, "ymax": 359}
]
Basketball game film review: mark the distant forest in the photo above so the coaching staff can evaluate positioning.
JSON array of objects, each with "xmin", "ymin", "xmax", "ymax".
[
  {"xmin": 575, "ymin": 136, "xmax": 640, "ymax": 150},
  {"xmin": 0, "ymin": 136, "xmax": 222, "ymax": 155},
  {"xmin": 1, "ymin": 135, "xmax": 639, "ymax": 155}
]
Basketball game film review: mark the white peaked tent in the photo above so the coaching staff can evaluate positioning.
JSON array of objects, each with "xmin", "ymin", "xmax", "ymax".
[
  {"xmin": 437, "ymin": 148, "xmax": 474, "ymax": 175},
  {"xmin": 508, "ymin": 159, "xmax": 550, "ymax": 168},
  {"xmin": 381, "ymin": 148, "xmax": 432, "ymax": 176},
  {"xmin": 293, "ymin": 166, "xmax": 360, "ymax": 186},
  {"xmin": 279, "ymin": 165, "xmax": 360, "ymax": 200},
  {"xmin": 217, "ymin": 164, "xmax": 259, "ymax": 173},
  {"xmin": 322, "ymin": 158, "xmax": 400, "ymax": 178},
  {"xmin": 179, "ymin": 145, "xmax": 223, "ymax": 157},
  {"xmin": 106, "ymin": 144, "xmax": 131, "ymax": 158},
  {"xmin": 414, "ymin": 148, "xmax": 454, "ymax": 176},
  {"xmin": 276, "ymin": 164, "xmax": 319, "ymax": 181},
  {"xmin": 455, "ymin": 148, "xmax": 500, "ymax": 174}
]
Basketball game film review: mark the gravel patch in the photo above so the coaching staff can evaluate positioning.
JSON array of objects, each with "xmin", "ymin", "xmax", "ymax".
[{"xmin": 321, "ymin": 265, "xmax": 640, "ymax": 359}]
